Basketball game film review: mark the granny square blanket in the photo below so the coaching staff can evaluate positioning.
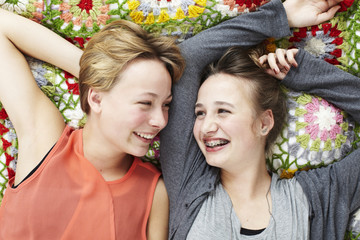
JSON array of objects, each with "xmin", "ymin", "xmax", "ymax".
[{"xmin": 0, "ymin": 0, "xmax": 359, "ymax": 238}]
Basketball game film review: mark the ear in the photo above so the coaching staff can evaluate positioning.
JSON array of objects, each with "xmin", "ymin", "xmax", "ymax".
[
  {"xmin": 259, "ymin": 109, "xmax": 274, "ymax": 136},
  {"xmin": 87, "ymin": 88, "xmax": 103, "ymax": 114}
]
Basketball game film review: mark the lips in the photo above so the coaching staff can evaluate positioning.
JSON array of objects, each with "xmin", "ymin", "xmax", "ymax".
[
  {"xmin": 204, "ymin": 139, "xmax": 230, "ymax": 148},
  {"xmin": 134, "ymin": 132, "xmax": 157, "ymax": 142},
  {"xmin": 135, "ymin": 132, "xmax": 156, "ymax": 139}
]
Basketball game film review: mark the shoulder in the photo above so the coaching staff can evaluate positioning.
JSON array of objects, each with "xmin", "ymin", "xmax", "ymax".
[
  {"xmin": 134, "ymin": 158, "xmax": 161, "ymax": 175},
  {"xmin": 272, "ymin": 174, "xmax": 309, "ymax": 207}
]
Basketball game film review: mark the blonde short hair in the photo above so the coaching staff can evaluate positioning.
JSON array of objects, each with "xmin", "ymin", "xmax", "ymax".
[{"xmin": 79, "ymin": 20, "xmax": 185, "ymax": 114}]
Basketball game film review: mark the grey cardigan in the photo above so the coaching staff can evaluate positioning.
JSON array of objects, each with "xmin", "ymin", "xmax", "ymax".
[{"xmin": 160, "ymin": 0, "xmax": 360, "ymax": 238}]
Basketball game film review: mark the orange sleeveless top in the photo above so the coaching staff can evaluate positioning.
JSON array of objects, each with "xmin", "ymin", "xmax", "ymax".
[{"xmin": 0, "ymin": 126, "xmax": 161, "ymax": 240}]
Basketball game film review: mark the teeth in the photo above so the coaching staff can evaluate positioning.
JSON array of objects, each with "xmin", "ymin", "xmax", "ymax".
[
  {"xmin": 136, "ymin": 132, "xmax": 156, "ymax": 140},
  {"xmin": 205, "ymin": 140, "xmax": 228, "ymax": 147}
]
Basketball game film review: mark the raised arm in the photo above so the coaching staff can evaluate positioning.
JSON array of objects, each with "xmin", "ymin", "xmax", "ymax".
[
  {"xmin": 160, "ymin": 0, "xmax": 342, "ymax": 205},
  {"xmin": 264, "ymin": 48, "xmax": 360, "ymax": 239},
  {"xmin": 0, "ymin": 9, "xmax": 81, "ymax": 78},
  {"xmin": 284, "ymin": 49, "xmax": 360, "ymax": 239},
  {"xmin": 0, "ymin": 9, "xmax": 82, "ymax": 185},
  {"xmin": 160, "ymin": 0, "xmax": 292, "ymax": 205},
  {"xmin": 283, "ymin": 49, "xmax": 360, "ymax": 122}
]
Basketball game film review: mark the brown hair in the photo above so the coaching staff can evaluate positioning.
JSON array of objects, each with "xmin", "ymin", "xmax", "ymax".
[
  {"xmin": 200, "ymin": 46, "xmax": 287, "ymax": 154},
  {"xmin": 79, "ymin": 20, "xmax": 185, "ymax": 114}
]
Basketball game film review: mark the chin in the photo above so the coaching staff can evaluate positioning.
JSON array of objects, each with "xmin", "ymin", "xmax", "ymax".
[
  {"xmin": 131, "ymin": 151, "xmax": 147, "ymax": 158},
  {"xmin": 130, "ymin": 147, "xmax": 149, "ymax": 158},
  {"xmin": 205, "ymin": 157, "xmax": 223, "ymax": 169}
]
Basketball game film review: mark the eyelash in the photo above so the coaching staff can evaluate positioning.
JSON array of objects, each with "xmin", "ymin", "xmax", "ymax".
[
  {"xmin": 218, "ymin": 109, "xmax": 230, "ymax": 114},
  {"xmin": 140, "ymin": 101, "xmax": 151, "ymax": 106},
  {"xmin": 195, "ymin": 110, "xmax": 205, "ymax": 117},
  {"xmin": 195, "ymin": 109, "xmax": 230, "ymax": 117},
  {"xmin": 139, "ymin": 101, "xmax": 171, "ymax": 110}
]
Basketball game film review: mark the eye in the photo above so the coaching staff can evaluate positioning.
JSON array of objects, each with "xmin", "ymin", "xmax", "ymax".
[
  {"xmin": 139, "ymin": 101, "xmax": 152, "ymax": 106},
  {"xmin": 195, "ymin": 110, "xmax": 205, "ymax": 118},
  {"xmin": 138, "ymin": 101, "xmax": 152, "ymax": 110},
  {"xmin": 218, "ymin": 108, "xmax": 230, "ymax": 114},
  {"xmin": 162, "ymin": 101, "xmax": 171, "ymax": 110}
]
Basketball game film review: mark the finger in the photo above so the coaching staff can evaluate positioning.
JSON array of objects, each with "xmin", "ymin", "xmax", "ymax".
[
  {"xmin": 315, "ymin": 5, "xmax": 341, "ymax": 24},
  {"xmin": 258, "ymin": 55, "xmax": 268, "ymax": 65},
  {"xmin": 286, "ymin": 49, "xmax": 299, "ymax": 67},
  {"xmin": 264, "ymin": 68, "xmax": 277, "ymax": 78},
  {"xmin": 267, "ymin": 53, "xmax": 280, "ymax": 74},
  {"xmin": 327, "ymin": 0, "xmax": 343, "ymax": 8},
  {"xmin": 264, "ymin": 68, "xmax": 286, "ymax": 80},
  {"xmin": 275, "ymin": 48, "xmax": 291, "ymax": 71}
]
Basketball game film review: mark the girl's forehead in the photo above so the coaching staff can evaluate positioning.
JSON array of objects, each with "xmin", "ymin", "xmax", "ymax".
[
  {"xmin": 199, "ymin": 74, "xmax": 251, "ymax": 98},
  {"xmin": 198, "ymin": 74, "xmax": 257, "ymax": 111}
]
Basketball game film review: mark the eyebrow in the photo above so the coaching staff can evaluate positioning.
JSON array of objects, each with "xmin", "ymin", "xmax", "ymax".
[
  {"xmin": 195, "ymin": 101, "xmax": 235, "ymax": 108},
  {"xmin": 141, "ymin": 92, "xmax": 172, "ymax": 99}
]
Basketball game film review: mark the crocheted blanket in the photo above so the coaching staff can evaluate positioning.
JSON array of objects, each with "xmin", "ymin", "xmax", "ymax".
[{"xmin": 0, "ymin": 0, "xmax": 359, "ymax": 238}]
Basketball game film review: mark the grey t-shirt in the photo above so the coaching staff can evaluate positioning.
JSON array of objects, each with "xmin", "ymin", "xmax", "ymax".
[{"xmin": 187, "ymin": 174, "xmax": 310, "ymax": 239}]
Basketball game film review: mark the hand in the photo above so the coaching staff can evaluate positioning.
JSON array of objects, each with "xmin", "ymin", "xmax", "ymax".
[
  {"xmin": 259, "ymin": 48, "xmax": 299, "ymax": 80},
  {"xmin": 283, "ymin": 0, "xmax": 342, "ymax": 27}
]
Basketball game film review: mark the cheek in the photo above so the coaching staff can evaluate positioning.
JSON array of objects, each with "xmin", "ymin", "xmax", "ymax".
[
  {"xmin": 163, "ymin": 111, "xmax": 169, "ymax": 126},
  {"xmin": 127, "ymin": 109, "xmax": 149, "ymax": 127},
  {"xmin": 193, "ymin": 120, "xmax": 202, "ymax": 143},
  {"xmin": 225, "ymin": 118, "xmax": 254, "ymax": 138}
]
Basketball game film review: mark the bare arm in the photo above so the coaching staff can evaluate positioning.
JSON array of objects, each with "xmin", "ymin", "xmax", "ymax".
[
  {"xmin": 147, "ymin": 178, "xmax": 169, "ymax": 240},
  {"xmin": 0, "ymin": 9, "xmax": 81, "ymax": 77},
  {"xmin": 0, "ymin": 9, "xmax": 82, "ymax": 185}
]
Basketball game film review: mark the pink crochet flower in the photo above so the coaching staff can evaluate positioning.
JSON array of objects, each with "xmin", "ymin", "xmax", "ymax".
[{"xmin": 304, "ymin": 98, "xmax": 343, "ymax": 141}]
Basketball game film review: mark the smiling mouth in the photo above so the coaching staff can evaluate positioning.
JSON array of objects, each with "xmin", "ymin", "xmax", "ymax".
[
  {"xmin": 134, "ymin": 132, "xmax": 156, "ymax": 140},
  {"xmin": 204, "ymin": 139, "xmax": 229, "ymax": 148}
]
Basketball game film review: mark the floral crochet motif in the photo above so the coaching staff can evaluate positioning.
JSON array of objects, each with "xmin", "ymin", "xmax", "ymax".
[
  {"xmin": 0, "ymin": 105, "xmax": 17, "ymax": 196},
  {"xmin": 126, "ymin": 0, "xmax": 207, "ymax": 25},
  {"xmin": 0, "ymin": 0, "xmax": 28, "ymax": 14},
  {"xmin": 58, "ymin": 0, "xmax": 110, "ymax": 28},
  {"xmin": 268, "ymin": 90, "xmax": 355, "ymax": 178},
  {"xmin": 295, "ymin": 95, "xmax": 347, "ymax": 151},
  {"xmin": 289, "ymin": 23, "xmax": 344, "ymax": 65}
]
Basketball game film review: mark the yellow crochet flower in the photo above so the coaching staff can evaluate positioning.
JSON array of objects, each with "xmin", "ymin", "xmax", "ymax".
[
  {"xmin": 188, "ymin": 5, "xmax": 204, "ymax": 18},
  {"xmin": 145, "ymin": 12, "xmax": 155, "ymax": 25},
  {"xmin": 157, "ymin": 10, "xmax": 170, "ymax": 23},
  {"xmin": 130, "ymin": 11, "xmax": 144, "ymax": 24},
  {"xmin": 194, "ymin": 0, "xmax": 207, "ymax": 7},
  {"xmin": 127, "ymin": 0, "xmax": 140, "ymax": 10},
  {"xmin": 174, "ymin": 7, "xmax": 186, "ymax": 20}
]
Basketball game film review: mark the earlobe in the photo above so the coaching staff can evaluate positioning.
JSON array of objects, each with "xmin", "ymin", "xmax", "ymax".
[
  {"xmin": 87, "ymin": 88, "xmax": 102, "ymax": 114},
  {"xmin": 260, "ymin": 109, "xmax": 274, "ymax": 136}
]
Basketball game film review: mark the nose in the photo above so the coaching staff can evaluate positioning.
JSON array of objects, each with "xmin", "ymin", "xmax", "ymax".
[
  {"xmin": 149, "ymin": 108, "xmax": 167, "ymax": 129},
  {"xmin": 201, "ymin": 115, "xmax": 218, "ymax": 134}
]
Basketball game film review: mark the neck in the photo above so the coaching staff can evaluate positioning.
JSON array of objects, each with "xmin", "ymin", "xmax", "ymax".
[
  {"xmin": 82, "ymin": 122, "xmax": 133, "ymax": 181},
  {"xmin": 220, "ymin": 151, "xmax": 271, "ymax": 199},
  {"xmin": 221, "ymin": 165, "xmax": 271, "ymax": 199},
  {"xmin": 220, "ymin": 157, "xmax": 273, "ymax": 230}
]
